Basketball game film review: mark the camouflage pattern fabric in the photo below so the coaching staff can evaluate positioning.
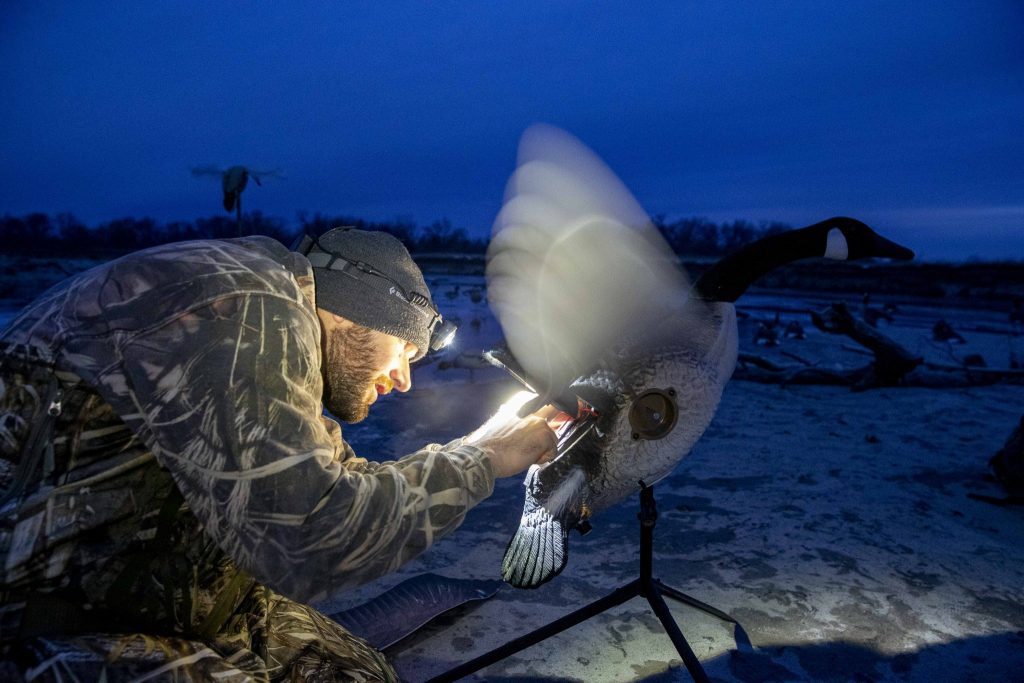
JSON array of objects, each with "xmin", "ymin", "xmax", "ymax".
[
  {"xmin": 0, "ymin": 236, "xmax": 495, "ymax": 680},
  {"xmin": 3, "ymin": 591, "xmax": 397, "ymax": 681}
]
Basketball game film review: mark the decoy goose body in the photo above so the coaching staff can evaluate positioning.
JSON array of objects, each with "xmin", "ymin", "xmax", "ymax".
[{"xmin": 486, "ymin": 125, "xmax": 914, "ymax": 588}]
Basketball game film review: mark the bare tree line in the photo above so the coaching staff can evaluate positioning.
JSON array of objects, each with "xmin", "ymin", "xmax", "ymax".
[{"xmin": 1, "ymin": 211, "xmax": 794, "ymax": 257}]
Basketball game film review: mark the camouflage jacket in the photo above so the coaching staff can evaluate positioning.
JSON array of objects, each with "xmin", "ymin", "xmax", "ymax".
[{"xmin": 0, "ymin": 237, "xmax": 495, "ymax": 636}]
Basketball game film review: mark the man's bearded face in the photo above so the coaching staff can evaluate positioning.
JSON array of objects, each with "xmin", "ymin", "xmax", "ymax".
[{"xmin": 321, "ymin": 323, "xmax": 381, "ymax": 423}]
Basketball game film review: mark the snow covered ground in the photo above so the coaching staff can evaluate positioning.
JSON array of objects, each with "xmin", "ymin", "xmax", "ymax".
[
  {"xmin": 323, "ymin": 273, "xmax": 1024, "ymax": 682},
  {"xmin": 2, "ymin": 266, "xmax": 1022, "ymax": 681}
]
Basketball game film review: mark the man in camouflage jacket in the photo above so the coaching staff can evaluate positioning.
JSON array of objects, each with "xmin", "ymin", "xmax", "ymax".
[{"xmin": 0, "ymin": 229, "xmax": 555, "ymax": 681}]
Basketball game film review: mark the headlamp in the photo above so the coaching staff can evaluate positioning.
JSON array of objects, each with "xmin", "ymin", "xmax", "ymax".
[
  {"xmin": 294, "ymin": 231, "xmax": 458, "ymax": 355},
  {"xmin": 430, "ymin": 318, "xmax": 458, "ymax": 352}
]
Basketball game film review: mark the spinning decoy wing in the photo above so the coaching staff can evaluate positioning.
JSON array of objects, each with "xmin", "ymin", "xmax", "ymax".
[{"xmin": 486, "ymin": 124, "xmax": 689, "ymax": 395}]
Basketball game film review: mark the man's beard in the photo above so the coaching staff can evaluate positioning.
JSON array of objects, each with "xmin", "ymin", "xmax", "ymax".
[{"xmin": 321, "ymin": 323, "xmax": 379, "ymax": 423}]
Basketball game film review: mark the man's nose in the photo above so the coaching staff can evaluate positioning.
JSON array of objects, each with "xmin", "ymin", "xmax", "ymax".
[{"xmin": 391, "ymin": 358, "xmax": 412, "ymax": 392}]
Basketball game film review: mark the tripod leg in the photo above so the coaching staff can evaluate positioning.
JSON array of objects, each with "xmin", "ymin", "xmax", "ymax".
[
  {"xmin": 656, "ymin": 580, "xmax": 737, "ymax": 623},
  {"xmin": 646, "ymin": 588, "xmax": 711, "ymax": 683},
  {"xmin": 427, "ymin": 579, "xmax": 641, "ymax": 683},
  {"xmin": 656, "ymin": 580, "xmax": 753, "ymax": 653}
]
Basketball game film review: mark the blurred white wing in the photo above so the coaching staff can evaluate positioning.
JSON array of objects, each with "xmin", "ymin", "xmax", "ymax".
[{"xmin": 486, "ymin": 124, "xmax": 690, "ymax": 394}]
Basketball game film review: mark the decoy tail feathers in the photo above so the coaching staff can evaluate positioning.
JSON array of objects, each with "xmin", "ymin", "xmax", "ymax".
[
  {"xmin": 502, "ymin": 467, "xmax": 586, "ymax": 588},
  {"xmin": 501, "ymin": 503, "xmax": 570, "ymax": 589}
]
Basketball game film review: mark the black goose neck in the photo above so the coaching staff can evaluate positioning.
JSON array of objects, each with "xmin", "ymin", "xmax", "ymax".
[{"xmin": 693, "ymin": 217, "xmax": 856, "ymax": 303}]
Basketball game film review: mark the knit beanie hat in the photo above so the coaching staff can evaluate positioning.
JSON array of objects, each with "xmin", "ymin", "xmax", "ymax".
[{"xmin": 304, "ymin": 228, "xmax": 437, "ymax": 361}]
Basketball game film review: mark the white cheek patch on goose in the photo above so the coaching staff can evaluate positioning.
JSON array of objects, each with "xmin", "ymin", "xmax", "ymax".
[{"xmin": 825, "ymin": 228, "xmax": 849, "ymax": 260}]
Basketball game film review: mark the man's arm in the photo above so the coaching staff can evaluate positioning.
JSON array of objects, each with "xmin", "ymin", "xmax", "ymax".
[{"xmin": 115, "ymin": 292, "xmax": 509, "ymax": 603}]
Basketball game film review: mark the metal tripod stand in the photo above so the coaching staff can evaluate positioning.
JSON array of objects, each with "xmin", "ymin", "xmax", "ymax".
[{"xmin": 428, "ymin": 481, "xmax": 746, "ymax": 682}]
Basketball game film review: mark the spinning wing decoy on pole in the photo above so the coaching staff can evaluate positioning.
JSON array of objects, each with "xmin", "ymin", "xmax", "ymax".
[
  {"xmin": 191, "ymin": 165, "xmax": 283, "ymax": 235},
  {"xmin": 191, "ymin": 165, "xmax": 283, "ymax": 214},
  {"xmin": 488, "ymin": 125, "xmax": 916, "ymax": 590},
  {"xmin": 221, "ymin": 166, "xmax": 250, "ymax": 213},
  {"xmin": 486, "ymin": 124, "xmax": 690, "ymax": 400}
]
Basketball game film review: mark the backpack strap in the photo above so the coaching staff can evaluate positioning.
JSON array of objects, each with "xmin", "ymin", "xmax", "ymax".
[{"xmin": 0, "ymin": 343, "xmax": 78, "ymax": 507}]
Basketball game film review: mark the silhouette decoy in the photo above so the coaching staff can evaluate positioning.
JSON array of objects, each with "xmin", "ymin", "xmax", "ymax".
[
  {"xmin": 933, "ymin": 319, "xmax": 966, "ymax": 344},
  {"xmin": 443, "ymin": 284, "xmax": 461, "ymax": 302},
  {"xmin": 783, "ymin": 319, "xmax": 806, "ymax": 340},
  {"xmin": 191, "ymin": 165, "xmax": 282, "ymax": 234},
  {"xmin": 753, "ymin": 312, "xmax": 781, "ymax": 346},
  {"xmin": 861, "ymin": 294, "xmax": 894, "ymax": 328}
]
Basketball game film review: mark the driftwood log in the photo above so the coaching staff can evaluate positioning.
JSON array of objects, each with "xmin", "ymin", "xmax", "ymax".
[
  {"xmin": 733, "ymin": 302, "xmax": 1024, "ymax": 389},
  {"xmin": 735, "ymin": 353, "xmax": 856, "ymax": 387},
  {"xmin": 812, "ymin": 303, "xmax": 922, "ymax": 387}
]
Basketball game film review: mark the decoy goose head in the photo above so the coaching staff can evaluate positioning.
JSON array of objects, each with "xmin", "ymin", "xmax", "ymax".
[
  {"xmin": 824, "ymin": 217, "xmax": 915, "ymax": 261},
  {"xmin": 693, "ymin": 216, "xmax": 915, "ymax": 303}
]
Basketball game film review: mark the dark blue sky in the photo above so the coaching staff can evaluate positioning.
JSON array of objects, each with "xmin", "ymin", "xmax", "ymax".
[{"xmin": 2, "ymin": 2, "xmax": 1021, "ymax": 260}]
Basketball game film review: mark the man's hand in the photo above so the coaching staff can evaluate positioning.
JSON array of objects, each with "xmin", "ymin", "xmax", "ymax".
[
  {"xmin": 474, "ymin": 414, "xmax": 557, "ymax": 478},
  {"xmin": 466, "ymin": 390, "xmax": 558, "ymax": 478}
]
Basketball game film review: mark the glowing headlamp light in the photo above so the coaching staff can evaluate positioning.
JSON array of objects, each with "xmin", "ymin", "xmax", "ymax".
[{"xmin": 429, "ymin": 318, "xmax": 458, "ymax": 352}]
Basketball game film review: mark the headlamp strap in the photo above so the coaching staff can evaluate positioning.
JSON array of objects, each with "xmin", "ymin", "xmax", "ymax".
[
  {"xmin": 306, "ymin": 251, "xmax": 351, "ymax": 273},
  {"xmin": 305, "ymin": 242, "xmax": 438, "ymax": 319},
  {"xmin": 300, "ymin": 232, "xmax": 453, "ymax": 350}
]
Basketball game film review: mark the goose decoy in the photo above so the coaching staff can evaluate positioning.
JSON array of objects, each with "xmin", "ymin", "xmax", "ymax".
[
  {"xmin": 486, "ymin": 124, "xmax": 915, "ymax": 588},
  {"xmin": 861, "ymin": 294, "xmax": 894, "ymax": 328},
  {"xmin": 783, "ymin": 319, "xmax": 806, "ymax": 340},
  {"xmin": 933, "ymin": 319, "xmax": 966, "ymax": 344}
]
